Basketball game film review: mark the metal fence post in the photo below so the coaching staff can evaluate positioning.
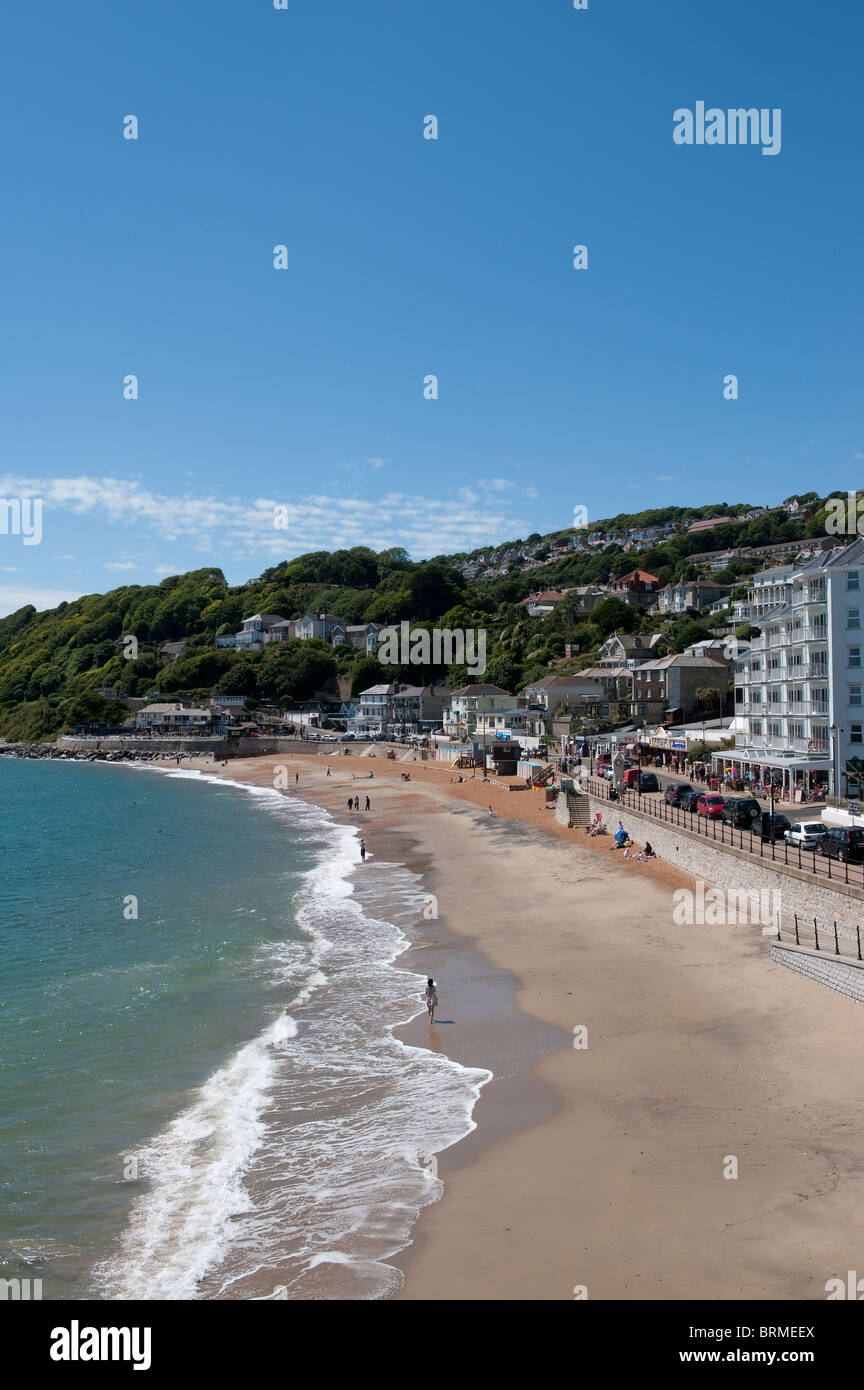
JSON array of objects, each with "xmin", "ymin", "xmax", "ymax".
[
  {"xmin": 834, "ymin": 921, "xmax": 840, "ymax": 956},
  {"xmin": 814, "ymin": 918, "xmax": 820, "ymax": 951},
  {"xmin": 794, "ymin": 912, "xmax": 800, "ymax": 945}
]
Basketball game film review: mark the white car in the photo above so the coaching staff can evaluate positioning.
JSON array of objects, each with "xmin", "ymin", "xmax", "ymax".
[{"xmin": 784, "ymin": 821, "xmax": 827, "ymax": 848}]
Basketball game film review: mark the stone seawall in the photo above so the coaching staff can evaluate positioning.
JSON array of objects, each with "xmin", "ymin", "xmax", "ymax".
[
  {"xmin": 771, "ymin": 943, "xmax": 864, "ymax": 1005},
  {"xmin": 587, "ymin": 794, "xmax": 864, "ymax": 926}
]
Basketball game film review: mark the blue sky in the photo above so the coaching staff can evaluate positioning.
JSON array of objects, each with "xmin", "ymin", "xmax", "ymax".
[{"xmin": 1, "ymin": 0, "xmax": 861, "ymax": 614}]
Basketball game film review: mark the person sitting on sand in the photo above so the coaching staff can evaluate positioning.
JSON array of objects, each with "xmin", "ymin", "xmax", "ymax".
[
  {"xmin": 612, "ymin": 822, "xmax": 631, "ymax": 851},
  {"xmin": 635, "ymin": 842, "xmax": 657, "ymax": 862}
]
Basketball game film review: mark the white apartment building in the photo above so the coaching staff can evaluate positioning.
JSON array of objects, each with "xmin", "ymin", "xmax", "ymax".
[
  {"xmin": 726, "ymin": 541, "xmax": 864, "ymax": 796},
  {"xmin": 732, "ymin": 565, "xmax": 794, "ymax": 624}
]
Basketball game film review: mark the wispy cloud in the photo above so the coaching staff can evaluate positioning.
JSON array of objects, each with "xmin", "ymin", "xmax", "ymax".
[
  {"xmin": 0, "ymin": 474, "xmax": 526, "ymax": 560},
  {"xmin": 104, "ymin": 561, "xmax": 141, "ymax": 572},
  {"xmin": 0, "ymin": 585, "xmax": 85, "ymax": 617},
  {"xmin": 656, "ymin": 474, "xmax": 678, "ymax": 483}
]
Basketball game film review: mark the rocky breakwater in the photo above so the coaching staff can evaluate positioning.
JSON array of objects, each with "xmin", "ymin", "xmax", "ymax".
[{"xmin": 0, "ymin": 742, "xmax": 166, "ymax": 764}]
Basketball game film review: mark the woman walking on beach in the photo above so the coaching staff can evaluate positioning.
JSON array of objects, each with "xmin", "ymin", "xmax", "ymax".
[{"xmin": 425, "ymin": 978, "xmax": 438, "ymax": 1023}]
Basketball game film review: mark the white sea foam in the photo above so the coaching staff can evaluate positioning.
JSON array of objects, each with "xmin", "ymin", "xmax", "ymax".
[{"xmin": 98, "ymin": 770, "xmax": 491, "ymax": 1300}]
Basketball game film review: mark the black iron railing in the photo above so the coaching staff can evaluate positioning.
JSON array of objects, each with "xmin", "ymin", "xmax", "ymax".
[{"xmin": 587, "ymin": 778, "xmax": 864, "ymax": 892}]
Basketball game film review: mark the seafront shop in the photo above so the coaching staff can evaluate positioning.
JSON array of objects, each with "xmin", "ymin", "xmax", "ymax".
[
  {"xmin": 709, "ymin": 749, "xmax": 830, "ymax": 800},
  {"xmin": 593, "ymin": 732, "xmax": 691, "ymax": 773}
]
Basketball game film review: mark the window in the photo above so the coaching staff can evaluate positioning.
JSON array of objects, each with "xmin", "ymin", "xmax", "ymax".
[
  {"xmin": 849, "ymin": 572, "xmax": 860, "ymax": 590},
  {"xmin": 850, "ymin": 610, "xmax": 861, "ymax": 629},
  {"xmin": 851, "ymin": 648, "xmax": 862, "ymax": 668},
  {"xmin": 852, "ymin": 724, "xmax": 863, "ymax": 745},
  {"xmin": 852, "ymin": 686, "xmax": 862, "ymax": 707}
]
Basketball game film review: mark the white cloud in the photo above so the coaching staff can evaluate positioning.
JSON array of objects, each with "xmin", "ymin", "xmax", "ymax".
[
  {"xmin": 53, "ymin": 554, "xmax": 77, "ymax": 561},
  {"xmin": 104, "ymin": 561, "xmax": 141, "ymax": 571},
  {"xmin": 656, "ymin": 475, "xmax": 678, "ymax": 483},
  {"xmin": 1, "ymin": 566, "xmax": 18, "ymax": 573},
  {"xmin": 854, "ymin": 453, "xmax": 864, "ymax": 460},
  {"xmin": 0, "ymin": 585, "xmax": 85, "ymax": 617},
  {"xmin": 0, "ymin": 474, "xmax": 525, "ymax": 561}
]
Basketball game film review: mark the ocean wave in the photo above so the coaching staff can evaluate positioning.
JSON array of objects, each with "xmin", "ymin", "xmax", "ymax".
[{"xmin": 97, "ymin": 770, "xmax": 491, "ymax": 1301}]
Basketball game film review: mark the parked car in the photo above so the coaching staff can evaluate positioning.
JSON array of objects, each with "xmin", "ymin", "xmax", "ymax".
[
  {"xmin": 721, "ymin": 797, "xmax": 762, "ymax": 829},
  {"xmin": 784, "ymin": 821, "xmax": 828, "ymax": 849},
  {"xmin": 697, "ymin": 793, "xmax": 726, "ymax": 819},
  {"xmin": 638, "ymin": 772, "xmax": 660, "ymax": 792},
  {"xmin": 339, "ymin": 733, "xmax": 356, "ymax": 742},
  {"xmin": 678, "ymin": 790, "xmax": 702, "ymax": 812},
  {"xmin": 664, "ymin": 782, "xmax": 694, "ymax": 806},
  {"xmin": 753, "ymin": 812, "xmax": 792, "ymax": 842},
  {"xmin": 816, "ymin": 827, "xmax": 864, "ymax": 863}
]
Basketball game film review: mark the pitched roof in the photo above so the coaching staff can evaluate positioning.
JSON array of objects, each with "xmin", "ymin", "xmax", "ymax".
[{"xmin": 450, "ymin": 684, "xmax": 511, "ymax": 696}]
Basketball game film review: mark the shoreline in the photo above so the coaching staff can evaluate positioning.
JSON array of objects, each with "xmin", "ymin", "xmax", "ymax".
[
  {"xmin": 16, "ymin": 749, "xmax": 864, "ymax": 1300},
  {"xmin": 183, "ymin": 751, "xmax": 864, "ymax": 1301}
]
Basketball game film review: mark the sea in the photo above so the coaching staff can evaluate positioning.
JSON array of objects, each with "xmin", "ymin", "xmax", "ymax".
[{"xmin": 0, "ymin": 757, "xmax": 490, "ymax": 1300}]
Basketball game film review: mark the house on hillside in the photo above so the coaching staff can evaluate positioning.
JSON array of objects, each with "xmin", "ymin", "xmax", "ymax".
[
  {"xmin": 609, "ymin": 569, "xmax": 660, "ymax": 605},
  {"xmin": 521, "ymin": 590, "xmax": 567, "ymax": 618},
  {"xmin": 655, "ymin": 581, "xmax": 731, "ymax": 615},
  {"xmin": 596, "ymin": 631, "xmax": 664, "ymax": 668},
  {"xmin": 159, "ymin": 640, "xmax": 188, "ymax": 660},
  {"xmin": 234, "ymin": 614, "xmax": 288, "ymax": 651},
  {"xmin": 265, "ymin": 619, "xmax": 296, "ymax": 644},
  {"xmin": 687, "ymin": 516, "xmax": 736, "ymax": 536},
  {"xmin": 295, "ymin": 612, "xmax": 348, "ymax": 644},
  {"xmin": 344, "ymin": 622, "xmax": 382, "ymax": 654}
]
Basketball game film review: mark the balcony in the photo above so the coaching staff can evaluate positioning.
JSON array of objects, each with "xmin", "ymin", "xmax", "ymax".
[
  {"xmin": 791, "ymin": 736, "xmax": 830, "ymax": 755},
  {"xmin": 759, "ymin": 700, "xmax": 830, "ymax": 717}
]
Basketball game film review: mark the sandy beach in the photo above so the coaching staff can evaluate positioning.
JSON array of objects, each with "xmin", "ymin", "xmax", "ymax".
[{"xmin": 166, "ymin": 749, "xmax": 864, "ymax": 1301}]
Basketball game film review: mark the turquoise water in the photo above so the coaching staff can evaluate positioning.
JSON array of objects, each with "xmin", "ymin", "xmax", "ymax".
[{"xmin": 0, "ymin": 759, "xmax": 489, "ymax": 1300}]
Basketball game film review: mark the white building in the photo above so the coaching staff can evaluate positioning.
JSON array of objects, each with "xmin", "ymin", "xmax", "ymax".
[
  {"xmin": 234, "ymin": 614, "xmax": 288, "ymax": 651},
  {"xmin": 725, "ymin": 541, "xmax": 864, "ymax": 795},
  {"xmin": 132, "ymin": 703, "xmax": 215, "ymax": 730},
  {"xmin": 443, "ymin": 684, "xmax": 512, "ymax": 737}
]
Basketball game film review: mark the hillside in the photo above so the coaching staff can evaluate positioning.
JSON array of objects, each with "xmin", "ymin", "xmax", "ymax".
[{"xmin": 0, "ymin": 490, "xmax": 844, "ymax": 741}]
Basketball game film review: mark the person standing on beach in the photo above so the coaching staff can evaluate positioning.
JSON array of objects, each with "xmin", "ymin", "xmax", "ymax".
[
  {"xmin": 425, "ymin": 978, "xmax": 438, "ymax": 1023},
  {"xmin": 347, "ymin": 796, "xmax": 354, "ymax": 810},
  {"xmin": 326, "ymin": 765, "xmax": 331, "ymax": 777},
  {"xmin": 365, "ymin": 795, "xmax": 370, "ymax": 811},
  {"xmin": 359, "ymin": 839, "xmax": 367, "ymax": 861}
]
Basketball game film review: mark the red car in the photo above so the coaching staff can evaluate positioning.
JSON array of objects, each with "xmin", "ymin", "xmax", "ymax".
[{"xmin": 697, "ymin": 793, "xmax": 726, "ymax": 819}]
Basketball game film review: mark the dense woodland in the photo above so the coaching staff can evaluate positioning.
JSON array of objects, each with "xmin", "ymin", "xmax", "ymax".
[{"xmin": 0, "ymin": 490, "xmax": 842, "ymax": 740}]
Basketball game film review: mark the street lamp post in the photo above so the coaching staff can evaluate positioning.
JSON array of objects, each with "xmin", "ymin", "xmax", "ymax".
[{"xmin": 830, "ymin": 723, "xmax": 843, "ymax": 802}]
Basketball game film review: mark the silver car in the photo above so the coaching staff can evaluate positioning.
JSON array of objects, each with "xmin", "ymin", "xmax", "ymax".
[{"xmin": 784, "ymin": 821, "xmax": 827, "ymax": 848}]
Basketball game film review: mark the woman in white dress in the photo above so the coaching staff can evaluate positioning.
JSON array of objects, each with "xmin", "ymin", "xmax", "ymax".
[{"xmin": 424, "ymin": 978, "xmax": 438, "ymax": 1023}]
